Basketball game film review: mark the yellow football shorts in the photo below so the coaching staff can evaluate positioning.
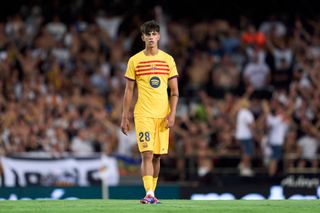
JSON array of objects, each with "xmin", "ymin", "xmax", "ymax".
[{"xmin": 134, "ymin": 117, "xmax": 169, "ymax": 154}]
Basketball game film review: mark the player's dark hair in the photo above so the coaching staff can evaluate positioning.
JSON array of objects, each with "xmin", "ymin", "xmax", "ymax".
[{"xmin": 140, "ymin": 20, "xmax": 160, "ymax": 34}]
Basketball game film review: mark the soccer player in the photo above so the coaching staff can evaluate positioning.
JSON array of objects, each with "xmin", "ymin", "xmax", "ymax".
[{"xmin": 121, "ymin": 20, "xmax": 179, "ymax": 204}]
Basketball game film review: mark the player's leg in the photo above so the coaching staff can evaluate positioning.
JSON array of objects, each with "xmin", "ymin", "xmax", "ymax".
[
  {"xmin": 134, "ymin": 117, "xmax": 156, "ymax": 203},
  {"xmin": 141, "ymin": 150, "xmax": 154, "ymax": 197},
  {"xmin": 151, "ymin": 118, "xmax": 170, "ymax": 203},
  {"xmin": 152, "ymin": 154, "xmax": 161, "ymax": 192},
  {"xmin": 140, "ymin": 151, "xmax": 157, "ymax": 204}
]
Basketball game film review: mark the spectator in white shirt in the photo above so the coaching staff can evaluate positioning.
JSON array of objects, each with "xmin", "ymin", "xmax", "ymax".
[
  {"xmin": 297, "ymin": 118, "xmax": 319, "ymax": 169},
  {"xmin": 243, "ymin": 52, "xmax": 271, "ymax": 91},
  {"xmin": 46, "ymin": 15, "xmax": 67, "ymax": 41},
  {"xmin": 115, "ymin": 120, "xmax": 137, "ymax": 158},
  {"xmin": 262, "ymin": 100, "xmax": 289, "ymax": 176},
  {"xmin": 235, "ymin": 98, "xmax": 255, "ymax": 176},
  {"xmin": 71, "ymin": 128, "xmax": 94, "ymax": 155}
]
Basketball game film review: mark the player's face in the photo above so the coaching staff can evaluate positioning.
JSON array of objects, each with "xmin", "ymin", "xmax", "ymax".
[{"xmin": 142, "ymin": 31, "xmax": 160, "ymax": 48}]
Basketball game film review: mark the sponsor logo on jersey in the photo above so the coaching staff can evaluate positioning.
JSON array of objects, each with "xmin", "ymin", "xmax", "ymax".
[{"xmin": 150, "ymin": 76, "xmax": 161, "ymax": 88}]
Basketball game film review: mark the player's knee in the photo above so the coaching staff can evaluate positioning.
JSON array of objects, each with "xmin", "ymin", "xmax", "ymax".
[
  {"xmin": 141, "ymin": 151, "xmax": 153, "ymax": 161},
  {"xmin": 153, "ymin": 154, "xmax": 161, "ymax": 162}
]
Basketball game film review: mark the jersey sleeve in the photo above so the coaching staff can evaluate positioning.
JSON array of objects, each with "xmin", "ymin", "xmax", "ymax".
[
  {"xmin": 124, "ymin": 57, "xmax": 136, "ymax": 81},
  {"xmin": 168, "ymin": 56, "xmax": 178, "ymax": 79}
]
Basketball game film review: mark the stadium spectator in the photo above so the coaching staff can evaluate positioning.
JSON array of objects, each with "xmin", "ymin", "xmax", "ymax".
[
  {"xmin": 235, "ymin": 98, "xmax": 256, "ymax": 176},
  {"xmin": 242, "ymin": 51, "xmax": 271, "ymax": 95},
  {"xmin": 283, "ymin": 127, "xmax": 301, "ymax": 171},
  {"xmin": 261, "ymin": 98, "xmax": 290, "ymax": 176},
  {"xmin": 297, "ymin": 118, "xmax": 319, "ymax": 170},
  {"xmin": 70, "ymin": 128, "xmax": 94, "ymax": 155}
]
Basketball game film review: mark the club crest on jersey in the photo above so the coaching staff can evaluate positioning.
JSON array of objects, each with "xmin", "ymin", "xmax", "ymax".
[
  {"xmin": 150, "ymin": 76, "xmax": 161, "ymax": 88},
  {"xmin": 151, "ymin": 64, "xmax": 157, "ymax": 70}
]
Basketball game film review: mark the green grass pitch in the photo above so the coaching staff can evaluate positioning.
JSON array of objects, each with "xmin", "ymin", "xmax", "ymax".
[{"xmin": 0, "ymin": 200, "xmax": 319, "ymax": 213}]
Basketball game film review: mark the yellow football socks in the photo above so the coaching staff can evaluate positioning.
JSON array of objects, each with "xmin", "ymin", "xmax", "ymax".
[
  {"xmin": 153, "ymin": 177, "xmax": 158, "ymax": 192},
  {"xmin": 143, "ymin": 176, "xmax": 153, "ymax": 194}
]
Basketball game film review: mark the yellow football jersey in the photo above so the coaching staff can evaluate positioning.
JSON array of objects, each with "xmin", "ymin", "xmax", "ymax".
[{"xmin": 125, "ymin": 50, "xmax": 178, "ymax": 118}]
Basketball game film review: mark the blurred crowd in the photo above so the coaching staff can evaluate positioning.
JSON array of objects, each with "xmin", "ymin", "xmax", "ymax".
[{"xmin": 0, "ymin": 4, "xmax": 320, "ymax": 181}]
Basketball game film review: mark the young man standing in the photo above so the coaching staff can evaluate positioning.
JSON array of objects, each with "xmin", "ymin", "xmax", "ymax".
[
  {"xmin": 235, "ymin": 98, "xmax": 256, "ymax": 176},
  {"xmin": 121, "ymin": 20, "xmax": 179, "ymax": 204}
]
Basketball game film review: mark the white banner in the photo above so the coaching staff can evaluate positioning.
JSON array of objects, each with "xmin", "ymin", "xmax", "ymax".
[{"xmin": 0, "ymin": 155, "xmax": 119, "ymax": 187}]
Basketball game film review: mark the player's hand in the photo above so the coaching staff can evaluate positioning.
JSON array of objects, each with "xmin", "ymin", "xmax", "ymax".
[
  {"xmin": 121, "ymin": 117, "xmax": 130, "ymax": 135},
  {"xmin": 166, "ymin": 113, "xmax": 175, "ymax": 128}
]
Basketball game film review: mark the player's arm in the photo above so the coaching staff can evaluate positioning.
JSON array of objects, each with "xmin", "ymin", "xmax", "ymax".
[
  {"xmin": 121, "ymin": 79, "xmax": 135, "ymax": 135},
  {"xmin": 166, "ymin": 77, "xmax": 179, "ymax": 128}
]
